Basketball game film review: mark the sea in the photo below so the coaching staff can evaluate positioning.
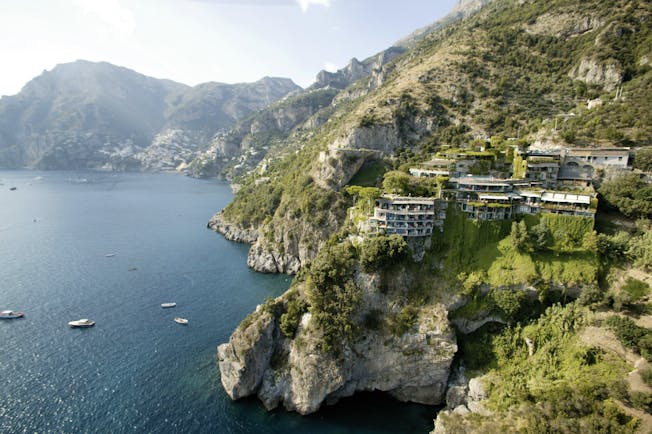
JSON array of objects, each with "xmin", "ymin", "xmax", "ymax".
[{"xmin": 0, "ymin": 171, "xmax": 436, "ymax": 434}]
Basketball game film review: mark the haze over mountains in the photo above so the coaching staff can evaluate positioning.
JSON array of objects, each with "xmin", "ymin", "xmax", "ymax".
[
  {"xmin": 0, "ymin": 0, "xmax": 492, "ymax": 175},
  {"xmin": 0, "ymin": 60, "xmax": 299, "ymax": 171}
]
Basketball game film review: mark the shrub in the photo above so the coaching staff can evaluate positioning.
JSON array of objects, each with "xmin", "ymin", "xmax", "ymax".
[
  {"xmin": 389, "ymin": 305, "xmax": 419, "ymax": 336},
  {"xmin": 605, "ymin": 316, "xmax": 652, "ymax": 361},
  {"xmin": 628, "ymin": 225, "xmax": 652, "ymax": 270},
  {"xmin": 621, "ymin": 278, "xmax": 650, "ymax": 303},
  {"xmin": 279, "ymin": 296, "xmax": 308, "ymax": 338},
  {"xmin": 359, "ymin": 234, "xmax": 408, "ymax": 272},
  {"xmin": 633, "ymin": 148, "xmax": 652, "ymax": 172},
  {"xmin": 640, "ymin": 366, "xmax": 652, "ymax": 387},
  {"xmin": 306, "ymin": 241, "xmax": 361, "ymax": 354},
  {"xmin": 577, "ymin": 285, "xmax": 605, "ymax": 306},
  {"xmin": 597, "ymin": 232, "xmax": 631, "ymax": 263},
  {"xmin": 599, "ymin": 174, "xmax": 652, "ymax": 218}
]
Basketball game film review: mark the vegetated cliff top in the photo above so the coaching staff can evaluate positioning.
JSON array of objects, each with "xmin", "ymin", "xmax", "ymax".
[{"xmin": 220, "ymin": 0, "xmax": 651, "ymax": 247}]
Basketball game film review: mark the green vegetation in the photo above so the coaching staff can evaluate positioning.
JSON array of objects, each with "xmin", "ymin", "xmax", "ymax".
[
  {"xmin": 599, "ymin": 173, "xmax": 652, "ymax": 219},
  {"xmin": 344, "ymin": 186, "xmax": 381, "ymax": 215},
  {"xmin": 621, "ymin": 277, "xmax": 650, "ymax": 304},
  {"xmin": 347, "ymin": 160, "xmax": 387, "ymax": 187},
  {"xmin": 605, "ymin": 316, "xmax": 652, "ymax": 362},
  {"xmin": 641, "ymin": 366, "xmax": 652, "ymax": 388},
  {"xmin": 453, "ymin": 287, "xmax": 533, "ymax": 323},
  {"xmin": 279, "ymin": 293, "xmax": 309, "ymax": 338},
  {"xmin": 388, "ymin": 305, "xmax": 419, "ymax": 336},
  {"xmin": 381, "ymin": 170, "xmax": 438, "ymax": 196},
  {"xmin": 433, "ymin": 206, "xmax": 598, "ymax": 288},
  {"xmin": 358, "ymin": 235, "xmax": 408, "ymax": 272},
  {"xmin": 305, "ymin": 240, "xmax": 361, "ymax": 354},
  {"xmin": 633, "ymin": 148, "xmax": 652, "ymax": 172},
  {"xmin": 457, "ymin": 304, "xmax": 638, "ymax": 432}
]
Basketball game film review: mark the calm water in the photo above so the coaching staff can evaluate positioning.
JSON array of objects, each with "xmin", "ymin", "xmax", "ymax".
[{"xmin": 0, "ymin": 171, "xmax": 435, "ymax": 434}]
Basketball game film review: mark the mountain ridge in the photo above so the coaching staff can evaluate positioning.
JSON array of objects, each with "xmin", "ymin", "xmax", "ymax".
[{"xmin": 0, "ymin": 59, "xmax": 300, "ymax": 171}]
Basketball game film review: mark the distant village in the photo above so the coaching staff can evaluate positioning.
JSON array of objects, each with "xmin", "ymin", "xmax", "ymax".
[{"xmin": 369, "ymin": 146, "xmax": 631, "ymax": 237}]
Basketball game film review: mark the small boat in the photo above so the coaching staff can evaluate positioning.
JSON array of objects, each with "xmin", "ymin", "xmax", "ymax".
[
  {"xmin": 104, "ymin": 253, "xmax": 116, "ymax": 258},
  {"xmin": 9, "ymin": 187, "xmax": 17, "ymax": 191},
  {"xmin": 128, "ymin": 266, "xmax": 138, "ymax": 272},
  {"xmin": 68, "ymin": 319, "xmax": 95, "ymax": 328},
  {"xmin": 0, "ymin": 310, "xmax": 25, "ymax": 319},
  {"xmin": 174, "ymin": 317, "xmax": 188, "ymax": 325},
  {"xmin": 161, "ymin": 302, "xmax": 176, "ymax": 308}
]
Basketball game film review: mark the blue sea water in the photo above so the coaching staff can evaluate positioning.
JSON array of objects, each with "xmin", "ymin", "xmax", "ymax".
[{"xmin": 0, "ymin": 171, "xmax": 436, "ymax": 434}]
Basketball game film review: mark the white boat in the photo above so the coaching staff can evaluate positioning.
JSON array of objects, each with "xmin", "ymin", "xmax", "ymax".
[
  {"xmin": 161, "ymin": 302, "xmax": 176, "ymax": 308},
  {"xmin": 68, "ymin": 319, "xmax": 95, "ymax": 328},
  {"xmin": 0, "ymin": 310, "xmax": 24, "ymax": 319},
  {"xmin": 104, "ymin": 253, "xmax": 116, "ymax": 258},
  {"xmin": 174, "ymin": 317, "xmax": 188, "ymax": 325}
]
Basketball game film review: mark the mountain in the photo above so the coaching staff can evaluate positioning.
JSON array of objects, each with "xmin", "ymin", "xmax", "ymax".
[
  {"xmin": 187, "ymin": 1, "xmax": 494, "ymax": 180},
  {"xmin": 211, "ymin": 0, "xmax": 652, "ymax": 429},
  {"xmin": 0, "ymin": 60, "xmax": 300, "ymax": 170}
]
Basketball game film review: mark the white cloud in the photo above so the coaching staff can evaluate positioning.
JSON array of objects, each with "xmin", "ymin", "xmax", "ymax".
[
  {"xmin": 73, "ymin": 0, "xmax": 135, "ymax": 36},
  {"xmin": 295, "ymin": 0, "xmax": 331, "ymax": 13},
  {"xmin": 323, "ymin": 62, "xmax": 338, "ymax": 73}
]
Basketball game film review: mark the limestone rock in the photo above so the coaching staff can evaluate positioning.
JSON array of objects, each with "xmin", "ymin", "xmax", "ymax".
[
  {"xmin": 525, "ymin": 13, "xmax": 602, "ymax": 38},
  {"xmin": 569, "ymin": 57, "xmax": 623, "ymax": 91},
  {"xmin": 207, "ymin": 212, "xmax": 259, "ymax": 244},
  {"xmin": 217, "ymin": 282, "xmax": 457, "ymax": 415},
  {"xmin": 217, "ymin": 309, "xmax": 277, "ymax": 400}
]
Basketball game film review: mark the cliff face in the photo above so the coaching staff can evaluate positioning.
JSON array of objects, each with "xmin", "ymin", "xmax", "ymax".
[{"xmin": 217, "ymin": 271, "xmax": 457, "ymax": 414}]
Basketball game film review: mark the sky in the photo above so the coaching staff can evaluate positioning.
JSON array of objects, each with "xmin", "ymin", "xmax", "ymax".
[{"xmin": 0, "ymin": 0, "xmax": 458, "ymax": 96}]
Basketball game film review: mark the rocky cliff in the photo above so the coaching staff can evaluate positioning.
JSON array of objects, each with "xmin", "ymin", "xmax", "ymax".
[
  {"xmin": 218, "ymin": 268, "xmax": 457, "ymax": 414},
  {"xmin": 213, "ymin": 0, "xmax": 652, "ymax": 429},
  {"xmin": 0, "ymin": 61, "xmax": 300, "ymax": 170}
]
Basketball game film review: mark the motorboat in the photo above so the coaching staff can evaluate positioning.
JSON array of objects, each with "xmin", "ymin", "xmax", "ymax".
[
  {"xmin": 68, "ymin": 319, "xmax": 95, "ymax": 328},
  {"xmin": 104, "ymin": 253, "xmax": 116, "ymax": 257},
  {"xmin": 0, "ymin": 310, "xmax": 24, "ymax": 319},
  {"xmin": 161, "ymin": 302, "xmax": 176, "ymax": 308},
  {"xmin": 174, "ymin": 317, "xmax": 188, "ymax": 325}
]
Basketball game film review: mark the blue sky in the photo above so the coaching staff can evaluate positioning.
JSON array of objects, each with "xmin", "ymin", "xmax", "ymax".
[{"xmin": 0, "ymin": 0, "xmax": 458, "ymax": 96}]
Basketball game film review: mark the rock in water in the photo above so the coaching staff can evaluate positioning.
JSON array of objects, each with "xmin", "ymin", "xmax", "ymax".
[{"xmin": 217, "ymin": 290, "xmax": 457, "ymax": 414}]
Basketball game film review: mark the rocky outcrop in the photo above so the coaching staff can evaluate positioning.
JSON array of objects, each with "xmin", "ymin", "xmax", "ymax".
[
  {"xmin": 569, "ymin": 57, "xmax": 623, "ymax": 91},
  {"xmin": 311, "ymin": 148, "xmax": 382, "ymax": 190},
  {"xmin": 525, "ymin": 13, "xmax": 602, "ymax": 38},
  {"xmin": 432, "ymin": 375, "xmax": 491, "ymax": 434},
  {"xmin": 218, "ymin": 277, "xmax": 458, "ymax": 414},
  {"xmin": 452, "ymin": 315, "xmax": 507, "ymax": 334},
  {"xmin": 207, "ymin": 212, "xmax": 259, "ymax": 244}
]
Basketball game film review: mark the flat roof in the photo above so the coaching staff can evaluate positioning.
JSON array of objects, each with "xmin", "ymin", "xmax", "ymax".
[
  {"xmin": 541, "ymin": 192, "xmax": 591, "ymax": 205},
  {"xmin": 569, "ymin": 148, "xmax": 629, "ymax": 157},
  {"xmin": 409, "ymin": 168, "xmax": 449, "ymax": 174},
  {"xmin": 422, "ymin": 158, "xmax": 455, "ymax": 166},
  {"xmin": 450, "ymin": 176, "xmax": 512, "ymax": 186},
  {"xmin": 478, "ymin": 194, "xmax": 511, "ymax": 200},
  {"xmin": 379, "ymin": 195, "xmax": 435, "ymax": 204}
]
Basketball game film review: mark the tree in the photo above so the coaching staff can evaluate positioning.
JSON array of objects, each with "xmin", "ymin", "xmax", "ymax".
[
  {"xmin": 359, "ymin": 235, "xmax": 408, "ymax": 272},
  {"xmin": 510, "ymin": 220, "xmax": 530, "ymax": 251},
  {"xmin": 599, "ymin": 173, "xmax": 652, "ymax": 218},
  {"xmin": 627, "ymin": 222, "xmax": 652, "ymax": 270},
  {"xmin": 529, "ymin": 219, "xmax": 551, "ymax": 252},
  {"xmin": 382, "ymin": 171, "xmax": 411, "ymax": 194},
  {"xmin": 633, "ymin": 148, "xmax": 652, "ymax": 171}
]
